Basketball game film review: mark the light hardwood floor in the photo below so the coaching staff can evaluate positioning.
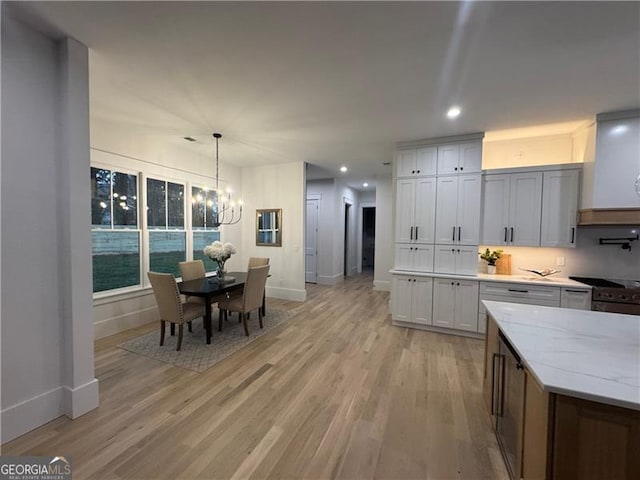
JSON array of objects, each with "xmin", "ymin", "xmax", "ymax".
[{"xmin": 3, "ymin": 274, "xmax": 508, "ymax": 479}]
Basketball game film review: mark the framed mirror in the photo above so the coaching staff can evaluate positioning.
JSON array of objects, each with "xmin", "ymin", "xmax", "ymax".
[{"xmin": 256, "ymin": 209, "xmax": 282, "ymax": 247}]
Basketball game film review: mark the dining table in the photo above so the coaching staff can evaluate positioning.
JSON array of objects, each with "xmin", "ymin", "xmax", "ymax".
[{"xmin": 178, "ymin": 272, "xmax": 246, "ymax": 344}]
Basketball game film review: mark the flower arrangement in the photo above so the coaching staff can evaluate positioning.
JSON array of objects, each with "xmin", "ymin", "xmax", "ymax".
[
  {"xmin": 204, "ymin": 241, "xmax": 236, "ymax": 277},
  {"xmin": 479, "ymin": 248, "xmax": 503, "ymax": 266}
]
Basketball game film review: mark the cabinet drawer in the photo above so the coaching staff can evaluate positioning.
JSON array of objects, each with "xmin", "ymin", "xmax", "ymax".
[{"xmin": 480, "ymin": 282, "xmax": 560, "ymax": 303}]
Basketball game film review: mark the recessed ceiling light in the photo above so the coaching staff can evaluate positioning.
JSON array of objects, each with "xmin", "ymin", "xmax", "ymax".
[
  {"xmin": 447, "ymin": 106, "xmax": 461, "ymax": 119},
  {"xmin": 363, "ymin": 182, "xmax": 369, "ymax": 187},
  {"xmin": 340, "ymin": 166, "xmax": 348, "ymax": 172}
]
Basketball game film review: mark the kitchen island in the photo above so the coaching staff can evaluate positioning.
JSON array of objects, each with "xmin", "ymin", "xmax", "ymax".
[{"xmin": 483, "ymin": 301, "xmax": 639, "ymax": 480}]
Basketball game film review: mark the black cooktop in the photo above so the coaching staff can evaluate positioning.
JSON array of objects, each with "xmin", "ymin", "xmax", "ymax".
[{"xmin": 569, "ymin": 276, "xmax": 625, "ymax": 288}]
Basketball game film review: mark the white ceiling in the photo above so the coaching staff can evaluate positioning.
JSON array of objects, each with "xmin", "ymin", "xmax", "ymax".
[{"xmin": 10, "ymin": 1, "xmax": 640, "ymax": 190}]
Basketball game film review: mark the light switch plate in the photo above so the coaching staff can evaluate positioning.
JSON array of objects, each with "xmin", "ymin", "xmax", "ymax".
[{"xmin": 556, "ymin": 256, "xmax": 566, "ymax": 266}]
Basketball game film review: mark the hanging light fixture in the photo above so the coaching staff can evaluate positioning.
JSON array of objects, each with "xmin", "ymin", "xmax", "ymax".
[{"xmin": 212, "ymin": 132, "xmax": 242, "ymax": 227}]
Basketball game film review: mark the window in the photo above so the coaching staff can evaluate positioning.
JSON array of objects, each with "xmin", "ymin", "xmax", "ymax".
[
  {"xmin": 147, "ymin": 178, "xmax": 186, "ymax": 277},
  {"xmin": 191, "ymin": 186, "xmax": 220, "ymax": 271},
  {"xmin": 91, "ymin": 167, "xmax": 140, "ymax": 293}
]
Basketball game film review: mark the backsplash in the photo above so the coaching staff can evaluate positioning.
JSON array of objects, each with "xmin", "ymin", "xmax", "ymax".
[{"xmin": 481, "ymin": 226, "xmax": 640, "ymax": 280}]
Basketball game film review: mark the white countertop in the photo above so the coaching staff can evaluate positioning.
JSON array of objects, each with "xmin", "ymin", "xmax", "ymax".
[
  {"xmin": 390, "ymin": 270, "xmax": 591, "ymax": 289},
  {"xmin": 483, "ymin": 301, "xmax": 640, "ymax": 410}
]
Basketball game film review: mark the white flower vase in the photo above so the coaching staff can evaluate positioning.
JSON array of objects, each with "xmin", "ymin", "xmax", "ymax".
[{"xmin": 487, "ymin": 264, "xmax": 497, "ymax": 274}]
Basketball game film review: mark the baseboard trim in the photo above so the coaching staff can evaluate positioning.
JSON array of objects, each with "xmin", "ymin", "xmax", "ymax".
[
  {"xmin": 317, "ymin": 274, "xmax": 343, "ymax": 285},
  {"xmin": 265, "ymin": 286, "xmax": 306, "ymax": 302},
  {"xmin": 94, "ymin": 305, "xmax": 157, "ymax": 339},
  {"xmin": 373, "ymin": 280, "xmax": 390, "ymax": 291},
  {"xmin": 391, "ymin": 320, "xmax": 483, "ymax": 339},
  {"xmin": 62, "ymin": 378, "xmax": 99, "ymax": 419},
  {"xmin": 1, "ymin": 387, "xmax": 64, "ymax": 443}
]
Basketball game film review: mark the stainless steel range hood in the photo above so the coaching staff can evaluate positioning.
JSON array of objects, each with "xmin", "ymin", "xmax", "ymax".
[{"xmin": 578, "ymin": 110, "xmax": 640, "ymax": 226}]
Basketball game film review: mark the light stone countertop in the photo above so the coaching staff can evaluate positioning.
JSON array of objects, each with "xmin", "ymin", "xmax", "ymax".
[
  {"xmin": 483, "ymin": 300, "xmax": 640, "ymax": 411},
  {"xmin": 389, "ymin": 270, "xmax": 591, "ymax": 289}
]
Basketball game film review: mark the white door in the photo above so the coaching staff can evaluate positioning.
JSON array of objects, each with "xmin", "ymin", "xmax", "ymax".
[
  {"xmin": 456, "ymin": 175, "xmax": 482, "ymax": 245},
  {"xmin": 416, "ymin": 146, "xmax": 437, "ymax": 176},
  {"xmin": 437, "ymin": 144, "xmax": 460, "ymax": 174},
  {"xmin": 413, "ymin": 244, "xmax": 434, "ymax": 272},
  {"xmin": 395, "ymin": 179, "xmax": 416, "ymax": 243},
  {"xmin": 560, "ymin": 288, "xmax": 591, "ymax": 310},
  {"xmin": 412, "ymin": 277, "xmax": 434, "ymax": 325},
  {"xmin": 414, "ymin": 177, "xmax": 437, "ymax": 243},
  {"xmin": 454, "ymin": 281, "xmax": 480, "ymax": 331},
  {"xmin": 391, "ymin": 276, "xmax": 413, "ymax": 322},
  {"xmin": 540, "ymin": 169, "xmax": 579, "ymax": 247},
  {"xmin": 455, "ymin": 246, "xmax": 479, "ymax": 275},
  {"xmin": 509, "ymin": 172, "xmax": 543, "ymax": 246},
  {"xmin": 396, "ymin": 150, "xmax": 417, "ymax": 178},
  {"xmin": 433, "ymin": 245, "xmax": 456, "ymax": 274},
  {"xmin": 434, "ymin": 176, "xmax": 459, "ymax": 244},
  {"xmin": 394, "ymin": 244, "xmax": 414, "ymax": 271},
  {"xmin": 459, "ymin": 141, "xmax": 483, "ymax": 174},
  {"xmin": 432, "ymin": 278, "xmax": 456, "ymax": 328},
  {"xmin": 305, "ymin": 198, "xmax": 319, "ymax": 283},
  {"xmin": 482, "ymin": 174, "xmax": 510, "ymax": 245}
]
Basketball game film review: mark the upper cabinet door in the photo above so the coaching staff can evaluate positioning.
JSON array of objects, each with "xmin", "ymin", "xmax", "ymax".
[
  {"xmin": 482, "ymin": 174, "xmax": 510, "ymax": 245},
  {"xmin": 457, "ymin": 175, "xmax": 482, "ymax": 245},
  {"xmin": 396, "ymin": 150, "xmax": 417, "ymax": 178},
  {"xmin": 414, "ymin": 177, "xmax": 437, "ymax": 243},
  {"xmin": 395, "ymin": 179, "xmax": 416, "ymax": 243},
  {"xmin": 540, "ymin": 169, "xmax": 580, "ymax": 248},
  {"xmin": 437, "ymin": 144, "xmax": 460, "ymax": 174},
  {"xmin": 434, "ymin": 176, "xmax": 459, "ymax": 244},
  {"xmin": 415, "ymin": 147, "xmax": 437, "ymax": 176},
  {"xmin": 509, "ymin": 172, "xmax": 543, "ymax": 246},
  {"xmin": 459, "ymin": 142, "xmax": 483, "ymax": 174}
]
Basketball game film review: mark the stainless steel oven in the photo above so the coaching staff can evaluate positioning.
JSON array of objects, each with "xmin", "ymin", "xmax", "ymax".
[
  {"xmin": 493, "ymin": 331, "xmax": 525, "ymax": 480},
  {"xmin": 570, "ymin": 276, "xmax": 640, "ymax": 315}
]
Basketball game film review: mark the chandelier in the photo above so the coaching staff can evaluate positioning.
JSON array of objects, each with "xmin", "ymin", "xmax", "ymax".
[{"xmin": 212, "ymin": 132, "xmax": 242, "ymax": 227}]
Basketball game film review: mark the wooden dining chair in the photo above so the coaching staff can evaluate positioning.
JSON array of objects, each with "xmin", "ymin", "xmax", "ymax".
[
  {"xmin": 148, "ymin": 272, "xmax": 205, "ymax": 351},
  {"xmin": 217, "ymin": 265, "xmax": 270, "ymax": 336}
]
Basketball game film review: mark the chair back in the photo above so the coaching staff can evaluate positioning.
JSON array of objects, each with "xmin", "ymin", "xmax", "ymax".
[
  {"xmin": 242, "ymin": 265, "xmax": 270, "ymax": 312},
  {"xmin": 248, "ymin": 257, "xmax": 270, "ymax": 268},
  {"xmin": 147, "ymin": 272, "xmax": 184, "ymax": 324},
  {"xmin": 179, "ymin": 260, "xmax": 206, "ymax": 281}
]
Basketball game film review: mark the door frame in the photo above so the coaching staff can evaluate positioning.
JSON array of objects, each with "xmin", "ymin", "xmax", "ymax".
[{"xmin": 305, "ymin": 194, "xmax": 321, "ymax": 283}]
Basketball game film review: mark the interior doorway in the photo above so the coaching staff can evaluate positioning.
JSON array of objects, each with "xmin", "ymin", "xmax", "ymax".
[
  {"xmin": 362, "ymin": 207, "xmax": 375, "ymax": 271},
  {"xmin": 305, "ymin": 197, "xmax": 319, "ymax": 283},
  {"xmin": 344, "ymin": 201, "xmax": 352, "ymax": 276}
]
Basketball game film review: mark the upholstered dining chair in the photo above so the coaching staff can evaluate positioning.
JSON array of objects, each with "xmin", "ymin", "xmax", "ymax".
[
  {"xmin": 179, "ymin": 260, "xmax": 206, "ymax": 305},
  {"xmin": 248, "ymin": 257, "xmax": 270, "ymax": 268},
  {"xmin": 217, "ymin": 265, "xmax": 270, "ymax": 336},
  {"xmin": 148, "ymin": 272, "xmax": 205, "ymax": 351}
]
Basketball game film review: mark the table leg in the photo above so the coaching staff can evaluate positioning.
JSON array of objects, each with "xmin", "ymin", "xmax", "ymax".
[
  {"xmin": 205, "ymin": 299, "xmax": 212, "ymax": 344},
  {"xmin": 261, "ymin": 291, "xmax": 266, "ymax": 316}
]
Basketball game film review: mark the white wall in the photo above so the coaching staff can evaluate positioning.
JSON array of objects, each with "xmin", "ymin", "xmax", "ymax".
[
  {"xmin": 374, "ymin": 176, "xmax": 393, "ymax": 291},
  {"xmin": 90, "ymin": 119, "xmax": 244, "ymax": 338},
  {"xmin": 240, "ymin": 162, "xmax": 306, "ymax": 301},
  {"xmin": 483, "ymin": 133, "xmax": 577, "ymax": 170},
  {"xmin": 481, "ymin": 227, "xmax": 640, "ymax": 280},
  {"xmin": 1, "ymin": 14, "xmax": 98, "ymax": 442},
  {"xmin": 335, "ymin": 182, "xmax": 360, "ymax": 278}
]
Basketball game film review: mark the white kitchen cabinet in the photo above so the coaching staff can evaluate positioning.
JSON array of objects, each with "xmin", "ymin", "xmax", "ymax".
[
  {"xmin": 433, "ymin": 278, "xmax": 479, "ymax": 331},
  {"xmin": 482, "ymin": 171, "xmax": 543, "ymax": 246},
  {"xmin": 433, "ymin": 245, "xmax": 478, "ymax": 275},
  {"xmin": 560, "ymin": 287, "xmax": 591, "ymax": 310},
  {"xmin": 394, "ymin": 244, "xmax": 434, "ymax": 272},
  {"xmin": 541, "ymin": 169, "xmax": 580, "ymax": 248},
  {"xmin": 436, "ymin": 141, "xmax": 482, "ymax": 175},
  {"xmin": 391, "ymin": 275, "xmax": 433, "ymax": 326},
  {"xmin": 395, "ymin": 177, "xmax": 437, "ymax": 245},
  {"xmin": 434, "ymin": 174, "xmax": 481, "ymax": 245},
  {"xmin": 396, "ymin": 147, "xmax": 437, "ymax": 178}
]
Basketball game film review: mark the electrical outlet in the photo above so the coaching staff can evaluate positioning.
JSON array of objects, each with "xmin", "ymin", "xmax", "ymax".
[{"xmin": 556, "ymin": 256, "xmax": 566, "ymax": 266}]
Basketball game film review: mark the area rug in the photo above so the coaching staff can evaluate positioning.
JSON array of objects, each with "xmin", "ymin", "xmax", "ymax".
[{"xmin": 117, "ymin": 309, "xmax": 291, "ymax": 373}]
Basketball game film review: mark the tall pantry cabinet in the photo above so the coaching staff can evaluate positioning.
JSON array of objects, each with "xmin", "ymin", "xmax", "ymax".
[{"xmin": 391, "ymin": 134, "xmax": 483, "ymax": 334}]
